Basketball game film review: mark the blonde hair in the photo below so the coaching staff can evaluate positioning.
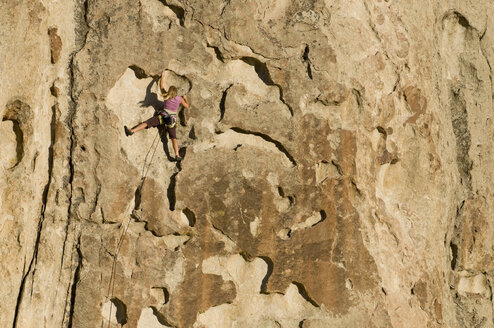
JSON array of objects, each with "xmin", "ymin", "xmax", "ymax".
[{"xmin": 162, "ymin": 86, "xmax": 178, "ymax": 100}]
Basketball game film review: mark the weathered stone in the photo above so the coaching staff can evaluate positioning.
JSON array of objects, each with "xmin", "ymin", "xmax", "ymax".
[
  {"xmin": 48, "ymin": 27, "xmax": 62, "ymax": 64},
  {"xmin": 2, "ymin": 0, "xmax": 494, "ymax": 327},
  {"xmin": 50, "ymin": 83, "xmax": 60, "ymax": 97}
]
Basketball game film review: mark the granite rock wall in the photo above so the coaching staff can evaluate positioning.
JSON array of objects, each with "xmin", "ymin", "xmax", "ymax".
[{"xmin": 1, "ymin": 0, "xmax": 494, "ymax": 327}]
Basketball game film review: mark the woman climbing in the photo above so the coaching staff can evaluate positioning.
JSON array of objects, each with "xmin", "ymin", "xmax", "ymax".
[{"xmin": 125, "ymin": 71, "xmax": 190, "ymax": 161}]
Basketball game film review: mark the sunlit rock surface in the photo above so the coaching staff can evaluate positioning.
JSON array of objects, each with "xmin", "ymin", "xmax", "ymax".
[{"xmin": 1, "ymin": 0, "xmax": 494, "ymax": 327}]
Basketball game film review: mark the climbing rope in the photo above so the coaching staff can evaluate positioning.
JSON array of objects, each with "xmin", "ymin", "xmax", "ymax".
[
  {"xmin": 140, "ymin": 129, "xmax": 162, "ymax": 182},
  {"xmin": 102, "ymin": 128, "xmax": 163, "ymax": 328}
]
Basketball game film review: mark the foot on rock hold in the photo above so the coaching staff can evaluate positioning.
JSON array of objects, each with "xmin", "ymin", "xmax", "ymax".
[{"xmin": 124, "ymin": 126, "xmax": 133, "ymax": 136}]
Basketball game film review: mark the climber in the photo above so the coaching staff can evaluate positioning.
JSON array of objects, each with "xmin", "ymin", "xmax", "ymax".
[{"xmin": 124, "ymin": 71, "xmax": 190, "ymax": 161}]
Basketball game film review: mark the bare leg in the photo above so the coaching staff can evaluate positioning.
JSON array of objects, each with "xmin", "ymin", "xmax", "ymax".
[
  {"xmin": 131, "ymin": 122, "xmax": 147, "ymax": 133},
  {"xmin": 171, "ymin": 138, "xmax": 179, "ymax": 157}
]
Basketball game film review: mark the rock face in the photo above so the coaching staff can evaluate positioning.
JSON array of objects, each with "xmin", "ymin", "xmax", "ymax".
[{"xmin": 1, "ymin": 0, "xmax": 494, "ymax": 327}]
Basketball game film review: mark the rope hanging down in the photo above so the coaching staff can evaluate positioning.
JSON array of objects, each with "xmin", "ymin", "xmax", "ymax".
[{"xmin": 102, "ymin": 129, "xmax": 163, "ymax": 328}]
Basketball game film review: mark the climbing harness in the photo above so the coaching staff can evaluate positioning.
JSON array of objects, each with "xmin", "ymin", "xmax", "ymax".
[{"xmin": 158, "ymin": 109, "xmax": 177, "ymax": 128}]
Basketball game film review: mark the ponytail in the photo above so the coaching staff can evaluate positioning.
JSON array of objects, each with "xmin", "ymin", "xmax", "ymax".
[{"xmin": 162, "ymin": 86, "xmax": 178, "ymax": 100}]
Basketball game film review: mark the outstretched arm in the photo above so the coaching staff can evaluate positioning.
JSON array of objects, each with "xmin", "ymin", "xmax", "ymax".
[
  {"xmin": 160, "ymin": 71, "xmax": 166, "ymax": 94},
  {"xmin": 181, "ymin": 95, "xmax": 190, "ymax": 108}
]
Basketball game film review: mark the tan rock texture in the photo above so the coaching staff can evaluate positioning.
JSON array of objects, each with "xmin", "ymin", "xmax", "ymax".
[{"xmin": 1, "ymin": 0, "xmax": 494, "ymax": 327}]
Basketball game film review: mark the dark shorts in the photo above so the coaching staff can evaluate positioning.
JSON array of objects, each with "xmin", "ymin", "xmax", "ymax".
[{"xmin": 145, "ymin": 115, "xmax": 176, "ymax": 139}]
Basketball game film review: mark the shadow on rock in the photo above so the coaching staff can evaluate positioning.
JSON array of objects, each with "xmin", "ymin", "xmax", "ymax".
[{"xmin": 139, "ymin": 79, "xmax": 163, "ymax": 113}]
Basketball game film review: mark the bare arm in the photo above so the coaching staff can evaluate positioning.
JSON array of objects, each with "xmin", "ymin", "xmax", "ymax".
[
  {"xmin": 181, "ymin": 95, "xmax": 190, "ymax": 108},
  {"xmin": 160, "ymin": 71, "xmax": 166, "ymax": 94}
]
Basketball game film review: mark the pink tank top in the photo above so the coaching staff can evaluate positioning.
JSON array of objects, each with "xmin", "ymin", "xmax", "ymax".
[{"xmin": 164, "ymin": 96, "xmax": 181, "ymax": 113}]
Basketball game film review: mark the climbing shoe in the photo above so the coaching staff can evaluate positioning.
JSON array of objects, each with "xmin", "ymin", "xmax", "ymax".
[
  {"xmin": 175, "ymin": 155, "xmax": 183, "ymax": 161},
  {"xmin": 124, "ymin": 126, "xmax": 133, "ymax": 136}
]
